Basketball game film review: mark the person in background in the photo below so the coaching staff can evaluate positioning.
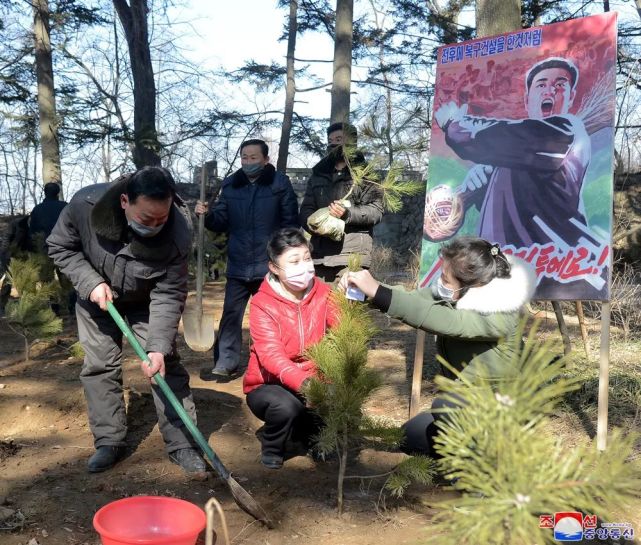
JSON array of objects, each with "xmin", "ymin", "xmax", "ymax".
[
  {"xmin": 338, "ymin": 236, "xmax": 536, "ymax": 457},
  {"xmin": 195, "ymin": 139, "xmax": 299, "ymax": 381},
  {"xmin": 29, "ymin": 182, "xmax": 68, "ymax": 244},
  {"xmin": 299, "ymin": 123, "xmax": 384, "ymax": 282},
  {"xmin": 243, "ymin": 227, "xmax": 337, "ymax": 469},
  {"xmin": 48, "ymin": 166, "xmax": 207, "ymax": 477},
  {"xmin": 30, "ymin": 182, "xmax": 75, "ymax": 314}
]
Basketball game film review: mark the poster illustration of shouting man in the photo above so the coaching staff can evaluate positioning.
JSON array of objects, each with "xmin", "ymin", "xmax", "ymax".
[{"xmin": 421, "ymin": 12, "xmax": 617, "ymax": 301}]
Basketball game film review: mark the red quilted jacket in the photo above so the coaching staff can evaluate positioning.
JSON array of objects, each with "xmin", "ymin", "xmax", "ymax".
[{"xmin": 243, "ymin": 275, "xmax": 337, "ymax": 394}]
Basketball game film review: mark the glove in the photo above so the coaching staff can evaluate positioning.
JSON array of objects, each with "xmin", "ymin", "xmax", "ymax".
[
  {"xmin": 456, "ymin": 164, "xmax": 494, "ymax": 194},
  {"xmin": 434, "ymin": 101, "xmax": 468, "ymax": 130}
]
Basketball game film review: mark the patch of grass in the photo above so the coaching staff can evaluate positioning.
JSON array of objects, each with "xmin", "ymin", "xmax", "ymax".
[
  {"xmin": 68, "ymin": 341, "xmax": 85, "ymax": 359},
  {"xmin": 561, "ymin": 343, "xmax": 641, "ymax": 429}
]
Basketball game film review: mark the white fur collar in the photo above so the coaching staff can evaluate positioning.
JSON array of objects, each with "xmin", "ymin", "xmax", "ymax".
[{"xmin": 455, "ymin": 256, "xmax": 536, "ymax": 315}]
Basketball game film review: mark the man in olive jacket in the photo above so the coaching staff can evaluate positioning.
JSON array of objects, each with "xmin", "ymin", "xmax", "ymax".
[
  {"xmin": 299, "ymin": 122, "xmax": 384, "ymax": 282},
  {"xmin": 47, "ymin": 167, "xmax": 207, "ymax": 476}
]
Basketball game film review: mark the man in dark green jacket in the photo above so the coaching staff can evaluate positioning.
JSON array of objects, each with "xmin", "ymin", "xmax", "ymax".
[
  {"xmin": 48, "ymin": 167, "xmax": 207, "ymax": 476},
  {"xmin": 299, "ymin": 123, "xmax": 384, "ymax": 282}
]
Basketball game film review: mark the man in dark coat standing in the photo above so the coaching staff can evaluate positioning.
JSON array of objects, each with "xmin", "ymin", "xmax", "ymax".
[
  {"xmin": 195, "ymin": 139, "xmax": 299, "ymax": 381},
  {"xmin": 48, "ymin": 166, "xmax": 207, "ymax": 476},
  {"xmin": 29, "ymin": 182, "xmax": 67, "ymax": 242},
  {"xmin": 299, "ymin": 123, "xmax": 384, "ymax": 282}
]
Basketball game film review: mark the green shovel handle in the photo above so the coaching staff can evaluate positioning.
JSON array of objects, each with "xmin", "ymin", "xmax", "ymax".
[{"xmin": 106, "ymin": 301, "xmax": 231, "ymax": 480}]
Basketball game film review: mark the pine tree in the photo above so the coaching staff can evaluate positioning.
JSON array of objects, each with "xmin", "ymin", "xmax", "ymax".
[
  {"xmin": 5, "ymin": 256, "xmax": 62, "ymax": 361},
  {"xmin": 427, "ymin": 321, "xmax": 640, "ymax": 545},
  {"xmin": 305, "ymin": 292, "xmax": 380, "ymax": 514},
  {"xmin": 305, "ymin": 291, "xmax": 435, "ymax": 513}
]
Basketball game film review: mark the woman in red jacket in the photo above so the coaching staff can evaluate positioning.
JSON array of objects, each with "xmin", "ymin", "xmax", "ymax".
[{"xmin": 243, "ymin": 228, "xmax": 336, "ymax": 469}]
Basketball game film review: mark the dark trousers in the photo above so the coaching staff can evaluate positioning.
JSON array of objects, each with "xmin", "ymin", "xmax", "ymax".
[
  {"xmin": 212, "ymin": 277, "xmax": 262, "ymax": 373},
  {"xmin": 401, "ymin": 395, "xmax": 462, "ymax": 457},
  {"xmin": 76, "ymin": 299, "xmax": 198, "ymax": 454},
  {"xmin": 246, "ymin": 384, "xmax": 321, "ymax": 457}
]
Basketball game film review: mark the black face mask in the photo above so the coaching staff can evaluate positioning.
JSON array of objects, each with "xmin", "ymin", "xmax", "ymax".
[{"xmin": 326, "ymin": 143, "xmax": 343, "ymax": 158}]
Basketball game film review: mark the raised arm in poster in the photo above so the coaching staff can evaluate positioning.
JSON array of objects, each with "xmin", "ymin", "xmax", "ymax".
[{"xmin": 421, "ymin": 12, "xmax": 617, "ymax": 301}]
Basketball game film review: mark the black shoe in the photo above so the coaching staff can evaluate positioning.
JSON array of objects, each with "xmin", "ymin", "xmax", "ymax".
[
  {"xmin": 87, "ymin": 446, "xmax": 127, "ymax": 473},
  {"xmin": 199, "ymin": 367, "xmax": 237, "ymax": 383},
  {"xmin": 261, "ymin": 453, "xmax": 283, "ymax": 470},
  {"xmin": 169, "ymin": 448, "xmax": 208, "ymax": 477}
]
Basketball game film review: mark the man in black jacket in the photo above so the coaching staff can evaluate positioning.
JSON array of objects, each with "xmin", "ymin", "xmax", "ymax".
[
  {"xmin": 48, "ymin": 167, "xmax": 207, "ymax": 476},
  {"xmin": 195, "ymin": 139, "xmax": 299, "ymax": 381},
  {"xmin": 29, "ymin": 182, "xmax": 67, "ymax": 244},
  {"xmin": 299, "ymin": 123, "xmax": 384, "ymax": 282}
]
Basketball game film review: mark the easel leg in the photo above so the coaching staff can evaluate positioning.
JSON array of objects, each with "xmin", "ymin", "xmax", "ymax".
[
  {"xmin": 552, "ymin": 301, "xmax": 572, "ymax": 355},
  {"xmin": 409, "ymin": 330, "xmax": 426, "ymax": 419},
  {"xmin": 575, "ymin": 301, "xmax": 590, "ymax": 358},
  {"xmin": 597, "ymin": 302, "xmax": 611, "ymax": 451}
]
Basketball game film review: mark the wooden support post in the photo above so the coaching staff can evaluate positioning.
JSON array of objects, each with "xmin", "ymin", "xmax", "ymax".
[
  {"xmin": 597, "ymin": 302, "xmax": 611, "ymax": 451},
  {"xmin": 551, "ymin": 301, "xmax": 572, "ymax": 355},
  {"xmin": 409, "ymin": 330, "xmax": 426, "ymax": 419},
  {"xmin": 575, "ymin": 301, "xmax": 590, "ymax": 358}
]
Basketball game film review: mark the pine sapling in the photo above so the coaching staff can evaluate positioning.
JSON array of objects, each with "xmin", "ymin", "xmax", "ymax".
[
  {"xmin": 427, "ymin": 320, "xmax": 640, "ymax": 545},
  {"xmin": 305, "ymin": 292, "xmax": 380, "ymax": 514},
  {"xmin": 5, "ymin": 256, "xmax": 62, "ymax": 361},
  {"xmin": 341, "ymin": 145, "xmax": 424, "ymax": 213}
]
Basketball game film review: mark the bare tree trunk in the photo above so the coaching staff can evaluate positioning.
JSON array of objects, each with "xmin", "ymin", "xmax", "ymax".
[
  {"xmin": 277, "ymin": 0, "xmax": 298, "ymax": 173},
  {"xmin": 476, "ymin": 0, "xmax": 521, "ymax": 37},
  {"xmin": 426, "ymin": 0, "xmax": 466, "ymax": 44},
  {"xmin": 2, "ymin": 149, "xmax": 15, "ymax": 215},
  {"xmin": 635, "ymin": 0, "xmax": 641, "ymax": 20},
  {"xmin": 22, "ymin": 147, "xmax": 29, "ymax": 215},
  {"xmin": 330, "ymin": 0, "xmax": 354, "ymax": 124},
  {"xmin": 367, "ymin": 0, "xmax": 395, "ymax": 165},
  {"xmin": 113, "ymin": 0, "xmax": 161, "ymax": 168},
  {"xmin": 33, "ymin": 0, "xmax": 63, "ymax": 195}
]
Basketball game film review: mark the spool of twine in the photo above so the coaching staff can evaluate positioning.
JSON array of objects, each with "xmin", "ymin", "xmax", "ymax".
[{"xmin": 423, "ymin": 184, "xmax": 464, "ymax": 241}]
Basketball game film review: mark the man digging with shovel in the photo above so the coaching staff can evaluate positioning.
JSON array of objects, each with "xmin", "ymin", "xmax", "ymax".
[{"xmin": 47, "ymin": 166, "xmax": 208, "ymax": 477}]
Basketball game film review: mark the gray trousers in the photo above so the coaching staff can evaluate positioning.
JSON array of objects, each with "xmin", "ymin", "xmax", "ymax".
[{"xmin": 76, "ymin": 299, "xmax": 197, "ymax": 454}]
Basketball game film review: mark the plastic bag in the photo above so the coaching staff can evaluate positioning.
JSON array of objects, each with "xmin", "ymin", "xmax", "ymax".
[{"xmin": 307, "ymin": 201, "xmax": 351, "ymax": 241}]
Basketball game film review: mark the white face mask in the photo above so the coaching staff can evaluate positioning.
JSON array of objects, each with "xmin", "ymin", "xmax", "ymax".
[
  {"xmin": 280, "ymin": 261, "xmax": 315, "ymax": 291},
  {"xmin": 432, "ymin": 276, "xmax": 462, "ymax": 302}
]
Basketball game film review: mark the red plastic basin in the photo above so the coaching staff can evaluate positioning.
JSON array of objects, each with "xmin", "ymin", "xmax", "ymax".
[{"xmin": 93, "ymin": 496, "xmax": 206, "ymax": 545}]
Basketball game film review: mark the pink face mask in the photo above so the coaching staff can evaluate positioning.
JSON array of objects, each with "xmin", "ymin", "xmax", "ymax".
[{"xmin": 281, "ymin": 261, "xmax": 315, "ymax": 290}]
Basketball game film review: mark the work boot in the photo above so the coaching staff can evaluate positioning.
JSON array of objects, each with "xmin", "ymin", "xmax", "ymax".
[
  {"xmin": 169, "ymin": 448, "xmax": 208, "ymax": 479},
  {"xmin": 261, "ymin": 453, "xmax": 283, "ymax": 470},
  {"xmin": 87, "ymin": 446, "xmax": 127, "ymax": 473}
]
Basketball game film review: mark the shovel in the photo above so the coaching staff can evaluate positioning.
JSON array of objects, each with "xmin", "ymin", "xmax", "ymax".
[
  {"xmin": 106, "ymin": 301, "xmax": 272, "ymax": 528},
  {"xmin": 183, "ymin": 164, "xmax": 216, "ymax": 352}
]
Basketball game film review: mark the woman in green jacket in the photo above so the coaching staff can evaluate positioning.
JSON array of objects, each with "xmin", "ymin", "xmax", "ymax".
[{"xmin": 338, "ymin": 236, "xmax": 537, "ymax": 456}]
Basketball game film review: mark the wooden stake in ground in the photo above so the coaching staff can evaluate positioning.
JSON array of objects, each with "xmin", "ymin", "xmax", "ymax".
[
  {"xmin": 551, "ymin": 301, "xmax": 572, "ymax": 355},
  {"xmin": 597, "ymin": 302, "xmax": 611, "ymax": 451},
  {"xmin": 575, "ymin": 301, "xmax": 591, "ymax": 358},
  {"xmin": 409, "ymin": 330, "xmax": 426, "ymax": 419}
]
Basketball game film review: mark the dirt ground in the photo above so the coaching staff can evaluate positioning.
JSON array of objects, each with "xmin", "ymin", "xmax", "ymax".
[{"xmin": 1, "ymin": 282, "xmax": 639, "ymax": 545}]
